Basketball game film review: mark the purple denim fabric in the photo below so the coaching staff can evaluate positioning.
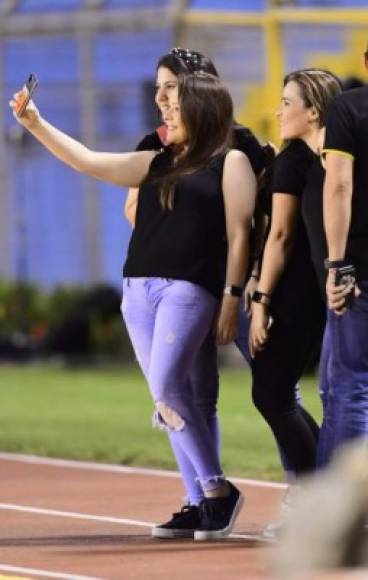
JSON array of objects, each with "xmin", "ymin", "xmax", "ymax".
[{"xmin": 121, "ymin": 277, "xmax": 225, "ymax": 497}]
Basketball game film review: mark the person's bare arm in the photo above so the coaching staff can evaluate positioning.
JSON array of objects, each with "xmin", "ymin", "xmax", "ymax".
[
  {"xmin": 323, "ymin": 153, "xmax": 353, "ymax": 261},
  {"xmin": 249, "ymin": 193, "xmax": 299, "ymax": 355},
  {"xmin": 323, "ymin": 152, "xmax": 354, "ymax": 313},
  {"xmin": 125, "ymin": 188, "xmax": 139, "ymax": 226},
  {"xmin": 243, "ymin": 205, "xmax": 268, "ymax": 314},
  {"xmin": 10, "ymin": 92, "xmax": 155, "ymax": 188},
  {"xmin": 217, "ymin": 150, "xmax": 257, "ymax": 345},
  {"xmin": 257, "ymin": 194, "xmax": 299, "ymax": 295}
]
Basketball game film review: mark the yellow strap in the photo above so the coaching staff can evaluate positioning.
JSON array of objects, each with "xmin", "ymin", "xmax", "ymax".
[{"xmin": 322, "ymin": 148, "xmax": 355, "ymax": 161}]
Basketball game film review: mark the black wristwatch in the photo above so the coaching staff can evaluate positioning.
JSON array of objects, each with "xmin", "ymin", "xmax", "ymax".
[
  {"xmin": 324, "ymin": 259, "xmax": 346, "ymax": 270},
  {"xmin": 223, "ymin": 285, "xmax": 243, "ymax": 298},
  {"xmin": 251, "ymin": 290, "xmax": 271, "ymax": 306}
]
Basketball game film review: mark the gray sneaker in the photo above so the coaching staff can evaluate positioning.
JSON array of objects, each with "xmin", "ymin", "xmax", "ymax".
[{"xmin": 262, "ymin": 485, "xmax": 298, "ymax": 541}]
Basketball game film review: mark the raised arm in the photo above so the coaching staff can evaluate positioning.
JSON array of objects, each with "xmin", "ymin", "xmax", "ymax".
[
  {"xmin": 10, "ymin": 91, "xmax": 155, "ymax": 189},
  {"xmin": 216, "ymin": 149, "xmax": 257, "ymax": 345}
]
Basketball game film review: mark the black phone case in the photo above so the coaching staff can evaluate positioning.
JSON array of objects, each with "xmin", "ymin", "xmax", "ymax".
[
  {"xmin": 335, "ymin": 265, "xmax": 356, "ymax": 308},
  {"xmin": 18, "ymin": 73, "xmax": 39, "ymax": 116},
  {"xmin": 335, "ymin": 265, "xmax": 356, "ymax": 286}
]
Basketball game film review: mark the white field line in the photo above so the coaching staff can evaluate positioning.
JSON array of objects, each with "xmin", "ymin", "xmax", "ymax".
[
  {"xmin": 0, "ymin": 503, "xmax": 156, "ymax": 528},
  {"xmin": 0, "ymin": 563, "xmax": 105, "ymax": 580},
  {"xmin": 0, "ymin": 452, "xmax": 287, "ymax": 490}
]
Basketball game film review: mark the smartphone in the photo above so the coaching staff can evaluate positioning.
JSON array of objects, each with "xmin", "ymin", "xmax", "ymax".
[
  {"xmin": 335, "ymin": 264, "xmax": 356, "ymax": 308},
  {"xmin": 17, "ymin": 73, "xmax": 39, "ymax": 117}
]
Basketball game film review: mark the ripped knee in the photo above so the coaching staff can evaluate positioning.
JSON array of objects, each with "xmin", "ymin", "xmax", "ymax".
[{"xmin": 154, "ymin": 401, "xmax": 185, "ymax": 432}]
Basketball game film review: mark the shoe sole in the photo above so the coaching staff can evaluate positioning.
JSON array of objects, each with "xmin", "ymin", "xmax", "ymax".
[
  {"xmin": 151, "ymin": 527, "xmax": 194, "ymax": 539},
  {"xmin": 194, "ymin": 492, "xmax": 245, "ymax": 541},
  {"xmin": 260, "ymin": 528, "xmax": 282, "ymax": 541}
]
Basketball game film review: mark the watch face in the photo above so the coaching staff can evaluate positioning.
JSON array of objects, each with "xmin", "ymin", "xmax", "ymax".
[{"xmin": 224, "ymin": 285, "xmax": 242, "ymax": 297}]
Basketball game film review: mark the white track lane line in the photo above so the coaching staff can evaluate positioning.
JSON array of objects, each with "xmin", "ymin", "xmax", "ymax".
[
  {"xmin": 0, "ymin": 504, "xmax": 274, "ymax": 544},
  {"xmin": 0, "ymin": 452, "xmax": 287, "ymax": 490},
  {"xmin": 0, "ymin": 454, "xmax": 278, "ymax": 580},
  {"xmin": 0, "ymin": 503, "xmax": 155, "ymax": 528},
  {"xmin": 0, "ymin": 564, "xmax": 105, "ymax": 580}
]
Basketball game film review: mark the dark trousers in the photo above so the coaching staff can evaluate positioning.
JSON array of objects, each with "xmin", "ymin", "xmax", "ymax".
[
  {"xmin": 317, "ymin": 280, "xmax": 368, "ymax": 467},
  {"xmin": 252, "ymin": 310, "xmax": 322, "ymax": 476}
]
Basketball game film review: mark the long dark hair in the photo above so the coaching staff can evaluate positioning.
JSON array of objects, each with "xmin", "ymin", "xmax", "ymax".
[{"xmin": 156, "ymin": 72, "xmax": 233, "ymax": 210}]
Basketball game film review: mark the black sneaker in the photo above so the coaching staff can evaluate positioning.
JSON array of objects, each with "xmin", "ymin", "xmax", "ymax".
[
  {"xmin": 152, "ymin": 504, "xmax": 200, "ymax": 539},
  {"xmin": 194, "ymin": 481, "xmax": 244, "ymax": 540}
]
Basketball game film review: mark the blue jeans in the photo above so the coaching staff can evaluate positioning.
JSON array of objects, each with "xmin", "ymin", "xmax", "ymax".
[
  {"xmin": 316, "ymin": 321, "xmax": 331, "ymax": 468},
  {"xmin": 318, "ymin": 281, "xmax": 368, "ymax": 467},
  {"xmin": 121, "ymin": 277, "xmax": 225, "ymax": 498}
]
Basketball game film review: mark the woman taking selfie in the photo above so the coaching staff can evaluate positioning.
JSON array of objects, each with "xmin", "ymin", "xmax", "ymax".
[
  {"xmin": 10, "ymin": 71, "xmax": 256, "ymax": 540},
  {"xmin": 124, "ymin": 48, "xmax": 274, "ymax": 520},
  {"xmin": 126, "ymin": 47, "xmax": 304, "ymax": 499}
]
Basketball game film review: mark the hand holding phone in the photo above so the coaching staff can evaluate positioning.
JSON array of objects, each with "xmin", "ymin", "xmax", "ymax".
[
  {"xmin": 16, "ymin": 73, "xmax": 39, "ymax": 117},
  {"xmin": 335, "ymin": 264, "xmax": 356, "ymax": 309}
]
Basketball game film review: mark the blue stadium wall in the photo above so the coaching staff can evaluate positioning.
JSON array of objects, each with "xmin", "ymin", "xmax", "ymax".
[
  {"xmin": 3, "ymin": 1, "xmax": 173, "ymax": 289},
  {"xmin": 2, "ymin": 0, "xmax": 367, "ymax": 289}
]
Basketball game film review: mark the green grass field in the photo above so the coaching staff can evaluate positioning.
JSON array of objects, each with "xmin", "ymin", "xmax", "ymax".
[{"xmin": 0, "ymin": 364, "xmax": 322, "ymax": 481}]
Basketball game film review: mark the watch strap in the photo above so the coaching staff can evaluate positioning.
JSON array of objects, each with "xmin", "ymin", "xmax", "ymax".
[
  {"xmin": 223, "ymin": 285, "xmax": 243, "ymax": 298},
  {"xmin": 251, "ymin": 290, "xmax": 271, "ymax": 306},
  {"xmin": 324, "ymin": 259, "xmax": 347, "ymax": 270}
]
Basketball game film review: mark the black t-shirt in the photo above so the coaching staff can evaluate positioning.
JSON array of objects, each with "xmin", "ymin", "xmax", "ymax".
[
  {"xmin": 135, "ymin": 130, "xmax": 163, "ymax": 152},
  {"xmin": 136, "ymin": 123, "xmax": 266, "ymax": 176},
  {"xmin": 123, "ymin": 150, "xmax": 227, "ymax": 298},
  {"xmin": 134, "ymin": 123, "xmax": 265, "ymax": 281},
  {"xmin": 324, "ymin": 86, "xmax": 368, "ymax": 279},
  {"xmin": 302, "ymin": 154, "xmax": 327, "ymax": 296},
  {"xmin": 264, "ymin": 140, "xmax": 323, "ymax": 320},
  {"xmin": 232, "ymin": 123, "xmax": 266, "ymax": 176}
]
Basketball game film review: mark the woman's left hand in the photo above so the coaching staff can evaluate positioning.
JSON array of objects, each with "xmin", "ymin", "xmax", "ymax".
[
  {"xmin": 249, "ymin": 302, "xmax": 273, "ymax": 357},
  {"xmin": 243, "ymin": 276, "xmax": 258, "ymax": 316},
  {"xmin": 216, "ymin": 297, "xmax": 239, "ymax": 345}
]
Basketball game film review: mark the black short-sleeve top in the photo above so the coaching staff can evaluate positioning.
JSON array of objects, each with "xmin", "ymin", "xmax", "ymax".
[
  {"xmin": 232, "ymin": 123, "xmax": 266, "ymax": 176},
  {"xmin": 135, "ymin": 130, "xmax": 164, "ymax": 152},
  {"xmin": 323, "ymin": 86, "xmax": 368, "ymax": 279},
  {"xmin": 264, "ymin": 140, "xmax": 323, "ymax": 318},
  {"xmin": 302, "ymin": 154, "xmax": 327, "ymax": 296},
  {"xmin": 123, "ymin": 149, "xmax": 227, "ymax": 298}
]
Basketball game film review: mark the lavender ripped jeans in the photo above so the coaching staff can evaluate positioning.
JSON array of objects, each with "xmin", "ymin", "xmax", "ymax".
[{"xmin": 121, "ymin": 277, "xmax": 225, "ymax": 497}]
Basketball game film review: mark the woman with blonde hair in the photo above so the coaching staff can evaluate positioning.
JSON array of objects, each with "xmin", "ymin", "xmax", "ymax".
[{"xmin": 249, "ymin": 69, "xmax": 342, "ymax": 479}]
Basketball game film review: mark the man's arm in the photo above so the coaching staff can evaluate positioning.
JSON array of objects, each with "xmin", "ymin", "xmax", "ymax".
[
  {"xmin": 323, "ymin": 152, "xmax": 353, "ymax": 261},
  {"xmin": 323, "ymin": 152, "xmax": 355, "ymax": 313}
]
